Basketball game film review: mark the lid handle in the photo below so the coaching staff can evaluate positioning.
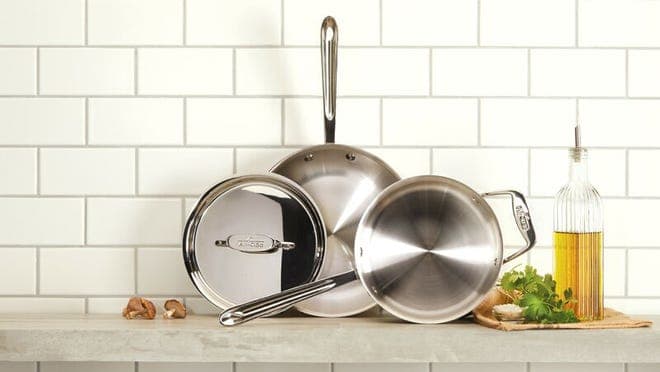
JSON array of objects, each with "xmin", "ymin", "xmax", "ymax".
[
  {"xmin": 482, "ymin": 190, "xmax": 536, "ymax": 264},
  {"xmin": 321, "ymin": 16, "xmax": 338, "ymax": 144},
  {"xmin": 215, "ymin": 234, "xmax": 295, "ymax": 254}
]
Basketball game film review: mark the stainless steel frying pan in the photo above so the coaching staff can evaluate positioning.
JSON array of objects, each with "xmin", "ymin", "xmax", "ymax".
[
  {"xmin": 220, "ymin": 176, "xmax": 536, "ymax": 325},
  {"xmin": 270, "ymin": 16, "xmax": 400, "ymax": 317}
]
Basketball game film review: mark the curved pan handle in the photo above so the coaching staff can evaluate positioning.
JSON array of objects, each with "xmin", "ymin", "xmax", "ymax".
[
  {"xmin": 321, "ymin": 16, "xmax": 338, "ymax": 144},
  {"xmin": 219, "ymin": 270, "xmax": 356, "ymax": 326},
  {"xmin": 482, "ymin": 190, "xmax": 536, "ymax": 264}
]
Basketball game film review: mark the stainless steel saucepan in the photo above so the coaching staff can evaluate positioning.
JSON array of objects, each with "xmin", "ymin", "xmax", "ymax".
[
  {"xmin": 271, "ymin": 16, "xmax": 400, "ymax": 317},
  {"xmin": 220, "ymin": 176, "xmax": 536, "ymax": 325}
]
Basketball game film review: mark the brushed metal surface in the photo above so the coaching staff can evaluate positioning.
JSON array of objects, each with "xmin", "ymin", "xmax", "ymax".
[
  {"xmin": 183, "ymin": 174, "xmax": 325, "ymax": 311},
  {"xmin": 355, "ymin": 176, "xmax": 503, "ymax": 324},
  {"xmin": 272, "ymin": 144, "xmax": 399, "ymax": 316},
  {"xmin": 220, "ymin": 176, "xmax": 535, "ymax": 326},
  {"xmin": 270, "ymin": 16, "xmax": 400, "ymax": 317}
]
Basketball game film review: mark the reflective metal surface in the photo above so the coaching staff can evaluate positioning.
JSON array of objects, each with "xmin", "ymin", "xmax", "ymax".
[
  {"xmin": 220, "ymin": 176, "xmax": 535, "ymax": 326},
  {"xmin": 183, "ymin": 174, "xmax": 325, "ymax": 311},
  {"xmin": 321, "ymin": 16, "xmax": 337, "ymax": 144},
  {"xmin": 355, "ymin": 176, "xmax": 535, "ymax": 324},
  {"xmin": 270, "ymin": 17, "xmax": 400, "ymax": 317}
]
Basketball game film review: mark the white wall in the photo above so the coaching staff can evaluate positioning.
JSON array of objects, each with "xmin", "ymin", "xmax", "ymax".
[{"xmin": 1, "ymin": 0, "xmax": 660, "ymax": 369}]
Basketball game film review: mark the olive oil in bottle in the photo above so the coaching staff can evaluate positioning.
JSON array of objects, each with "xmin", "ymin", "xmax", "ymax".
[{"xmin": 553, "ymin": 125, "xmax": 604, "ymax": 321}]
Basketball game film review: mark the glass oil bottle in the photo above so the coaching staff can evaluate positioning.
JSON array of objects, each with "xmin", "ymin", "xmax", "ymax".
[{"xmin": 553, "ymin": 125, "xmax": 604, "ymax": 321}]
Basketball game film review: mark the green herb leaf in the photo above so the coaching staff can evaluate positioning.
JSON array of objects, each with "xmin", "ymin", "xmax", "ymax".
[{"xmin": 499, "ymin": 265, "xmax": 579, "ymax": 324}]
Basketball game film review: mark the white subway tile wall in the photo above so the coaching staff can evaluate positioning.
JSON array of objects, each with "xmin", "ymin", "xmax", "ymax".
[
  {"xmin": 0, "ymin": 0, "xmax": 659, "ymax": 370},
  {"xmin": 40, "ymin": 48, "xmax": 135, "ymax": 95},
  {"xmin": 0, "ymin": 48, "xmax": 36, "ymax": 94}
]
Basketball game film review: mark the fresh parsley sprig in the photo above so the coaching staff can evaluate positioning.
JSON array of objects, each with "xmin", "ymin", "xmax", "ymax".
[{"xmin": 499, "ymin": 265, "xmax": 579, "ymax": 324}]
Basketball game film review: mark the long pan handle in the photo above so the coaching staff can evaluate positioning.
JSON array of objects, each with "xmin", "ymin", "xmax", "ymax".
[
  {"xmin": 321, "ymin": 16, "xmax": 338, "ymax": 144},
  {"xmin": 219, "ymin": 270, "xmax": 356, "ymax": 326}
]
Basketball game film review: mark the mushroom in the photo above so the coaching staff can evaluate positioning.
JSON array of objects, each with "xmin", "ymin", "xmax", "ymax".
[
  {"xmin": 163, "ymin": 299, "xmax": 187, "ymax": 319},
  {"xmin": 141, "ymin": 298, "xmax": 157, "ymax": 319},
  {"xmin": 122, "ymin": 297, "xmax": 156, "ymax": 320}
]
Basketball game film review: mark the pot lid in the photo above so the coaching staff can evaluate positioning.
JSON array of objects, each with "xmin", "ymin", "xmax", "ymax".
[{"xmin": 183, "ymin": 174, "xmax": 326, "ymax": 310}]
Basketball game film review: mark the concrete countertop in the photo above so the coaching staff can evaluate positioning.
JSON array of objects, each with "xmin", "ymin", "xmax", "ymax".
[{"xmin": 0, "ymin": 314, "xmax": 657, "ymax": 363}]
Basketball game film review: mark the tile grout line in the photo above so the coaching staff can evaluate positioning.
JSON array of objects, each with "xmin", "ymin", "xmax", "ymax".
[
  {"xmin": 379, "ymin": 0, "xmax": 383, "ymax": 45},
  {"xmin": 2, "ymin": 93, "xmax": 657, "ymax": 99},
  {"xmin": 477, "ymin": 0, "xmax": 481, "ymax": 46},
  {"xmin": 134, "ymin": 48, "xmax": 138, "ymax": 95},
  {"xmin": 2, "ymin": 144, "xmax": 660, "ymax": 153},
  {"xmin": 183, "ymin": 0, "xmax": 187, "ymax": 45},
  {"xmin": 574, "ymin": 0, "xmax": 579, "ymax": 47},
  {"xmin": 280, "ymin": 0, "xmax": 284, "ymax": 46},
  {"xmin": 13, "ymin": 44, "xmax": 660, "ymax": 49},
  {"xmin": 3, "ymin": 144, "xmax": 659, "ymax": 150},
  {"xmin": 84, "ymin": 0, "xmax": 89, "ymax": 45},
  {"xmin": 232, "ymin": 147, "xmax": 237, "ymax": 174},
  {"xmin": 232, "ymin": 48, "xmax": 237, "ymax": 95},
  {"xmin": 428, "ymin": 147, "xmax": 433, "ymax": 174},
  {"xmin": 428, "ymin": 49, "xmax": 433, "ymax": 96}
]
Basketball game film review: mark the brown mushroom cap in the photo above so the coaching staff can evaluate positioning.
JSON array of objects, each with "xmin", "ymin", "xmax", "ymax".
[
  {"xmin": 140, "ymin": 298, "xmax": 157, "ymax": 320},
  {"xmin": 163, "ymin": 299, "xmax": 187, "ymax": 318},
  {"xmin": 122, "ymin": 296, "xmax": 146, "ymax": 319},
  {"xmin": 122, "ymin": 297, "xmax": 156, "ymax": 320}
]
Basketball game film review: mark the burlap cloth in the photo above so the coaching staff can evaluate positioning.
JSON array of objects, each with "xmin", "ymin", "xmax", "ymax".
[{"xmin": 473, "ymin": 288, "xmax": 653, "ymax": 331}]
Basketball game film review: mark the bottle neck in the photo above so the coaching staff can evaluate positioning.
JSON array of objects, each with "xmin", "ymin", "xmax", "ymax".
[{"xmin": 569, "ymin": 148, "xmax": 589, "ymax": 182}]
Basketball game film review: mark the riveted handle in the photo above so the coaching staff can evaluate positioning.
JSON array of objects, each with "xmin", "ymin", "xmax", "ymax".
[
  {"xmin": 482, "ymin": 190, "xmax": 536, "ymax": 264},
  {"xmin": 321, "ymin": 16, "xmax": 338, "ymax": 144},
  {"xmin": 220, "ymin": 270, "xmax": 356, "ymax": 326},
  {"xmin": 215, "ymin": 234, "xmax": 295, "ymax": 254}
]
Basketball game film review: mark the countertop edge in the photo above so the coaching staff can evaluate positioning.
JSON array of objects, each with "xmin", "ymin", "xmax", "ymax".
[{"xmin": 0, "ymin": 314, "xmax": 657, "ymax": 363}]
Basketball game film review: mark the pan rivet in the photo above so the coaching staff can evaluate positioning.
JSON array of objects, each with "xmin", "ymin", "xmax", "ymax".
[
  {"xmin": 346, "ymin": 153, "xmax": 356, "ymax": 161},
  {"xmin": 304, "ymin": 153, "xmax": 314, "ymax": 161}
]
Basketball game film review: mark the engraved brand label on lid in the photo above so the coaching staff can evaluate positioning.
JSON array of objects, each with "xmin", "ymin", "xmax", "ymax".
[{"xmin": 227, "ymin": 234, "xmax": 275, "ymax": 252}]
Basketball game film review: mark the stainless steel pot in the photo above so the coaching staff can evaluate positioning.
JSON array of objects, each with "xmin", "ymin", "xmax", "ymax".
[
  {"xmin": 270, "ymin": 16, "xmax": 400, "ymax": 317},
  {"xmin": 220, "ymin": 176, "xmax": 536, "ymax": 325}
]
